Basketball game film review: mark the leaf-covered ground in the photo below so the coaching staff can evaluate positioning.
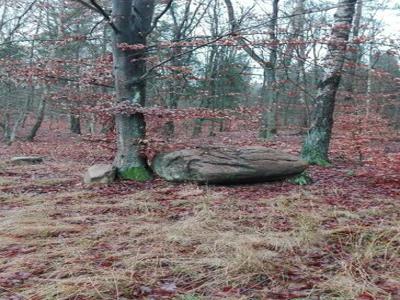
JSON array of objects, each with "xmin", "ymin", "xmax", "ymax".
[{"xmin": 0, "ymin": 129, "xmax": 399, "ymax": 299}]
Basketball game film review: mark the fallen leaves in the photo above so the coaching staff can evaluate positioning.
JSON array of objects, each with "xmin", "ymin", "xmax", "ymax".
[{"xmin": 0, "ymin": 121, "xmax": 399, "ymax": 299}]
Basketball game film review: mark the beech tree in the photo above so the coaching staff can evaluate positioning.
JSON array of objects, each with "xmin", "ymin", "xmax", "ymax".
[
  {"xmin": 301, "ymin": 0, "xmax": 358, "ymax": 165},
  {"xmin": 110, "ymin": 0, "xmax": 156, "ymax": 180},
  {"xmin": 74, "ymin": 0, "xmax": 165, "ymax": 180}
]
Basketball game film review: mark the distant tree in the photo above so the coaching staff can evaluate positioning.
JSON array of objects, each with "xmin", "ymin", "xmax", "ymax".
[
  {"xmin": 224, "ymin": 0, "xmax": 280, "ymax": 139},
  {"xmin": 343, "ymin": 0, "xmax": 363, "ymax": 102}
]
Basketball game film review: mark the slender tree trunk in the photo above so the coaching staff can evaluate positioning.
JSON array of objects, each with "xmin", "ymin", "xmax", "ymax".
[
  {"xmin": 70, "ymin": 23, "xmax": 83, "ymax": 135},
  {"xmin": 111, "ymin": 0, "xmax": 155, "ymax": 180},
  {"xmin": 163, "ymin": 46, "xmax": 181, "ymax": 138},
  {"xmin": 280, "ymin": 0, "xmax": 310, "ymax": 127},
  {"xmin": 26, "ymin": 98, "xmax": 46, "ymax": 141},
  {"xmin": 70, "ymin": 114, "xmax": 81, "ymax": 134},
  {"xmin": 301, "ymin": 0, "xmax": 357, "ymax": 165},
  {"xmin": 294, "ymin": 0, "xmax": 311, "ymax": 127},
  {"xmin": 224, "ymin": 0, "xmax": 279, "ymax": 138},
  {"xmin": 9, "ymin": 98, "xmax": 30, "ymax": 143},
  {"xmin": 394, "ymin": 105, "xmax": 400, "ymax": 130},
  {"xmin": 343, "ymin": 0, "xmax": 363, "ymax": 102},
  {"xmin": 259, "ymin": 0, "xmax": 279, "ymax": 138},
  {"xmin": 88, "ymin": 113, "xmax": 96, "ymax": 134},
  {"xmin": 365, "ymin": 27, "xmax": 378, "ymax": 118},
  {"xmin": 8, "ymin": 11, "xmax": 41, "ymax": 144},
  {"xmin": 3, "ymin": 112, "xmax": 11, "ymax": 143},
  {"xmin": 366, "ymin": 46, "xmax": 374, "ymax": 118},
  {"xmin": 192, "ymin": 6, "xmax": 219, "ymax": 138}
]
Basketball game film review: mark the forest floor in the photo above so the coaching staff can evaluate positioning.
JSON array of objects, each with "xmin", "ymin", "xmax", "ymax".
[{"xmin": 0, "ymin": 127, "xmax": 399, "ymax": 300}]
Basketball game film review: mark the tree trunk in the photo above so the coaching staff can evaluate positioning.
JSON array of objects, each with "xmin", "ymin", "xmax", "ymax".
[
  {"xmin": 70, "ymin": 114, "xmax": 81, "ymax": 134},
  {"xmin": 111, "ymin": 0, "xmax": 155, "ymax": 180},
  {"xmin": 7, "ymin": 11, "xmax": 41, "ymax": 145},
  {"xmin": 294, "ymin": 0, "xmax": 311, "ymax": 127},
  {"xmin": 224, "ymin": 0, "xmax": 279, "ymax": 138},
  {"xmin": 3, "ymin": 112, "xmax": 11, "ymax": 143},
  {"xmin": 71, "ymin": 33, "xmax": 82, "ymax": 135},
  {"xmin": 88, "ymin": 113, "xmax": 96, "ymax": 134},
  {"xmin": 259, "ymin": 0, "xmax": 279, "ymax": 139},
  {"xmin": 9, "ymin": 98, "xmax": 30, "ymax": 144},
  {"xmin": 343, "ymin": 0, "xmax": 363, "ymax": 102},
  {"xmin": 26, "ymin": 98, "xmax": 46, "ymax": 142},
  {"xmin": 394, "ymin": 105, "xmax": 400, "ymax": 130},
  {"xmin": 301, "ymin": 0, "xmax": 357, "ymax": 165}
]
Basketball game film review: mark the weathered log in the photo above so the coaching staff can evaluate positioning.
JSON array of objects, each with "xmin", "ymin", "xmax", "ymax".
[{"xmin": 152, "ymin": 146, "xmax": 308, "ymax": 184}]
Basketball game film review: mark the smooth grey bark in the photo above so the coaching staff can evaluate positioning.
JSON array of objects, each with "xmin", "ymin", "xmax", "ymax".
[
  {"xmin": 301, "ymin": 0, "xmax": 357, "ymax": 165},
  {"xmin": 111, "ymin": 0, "xmax": 155, "ymax": 180}
]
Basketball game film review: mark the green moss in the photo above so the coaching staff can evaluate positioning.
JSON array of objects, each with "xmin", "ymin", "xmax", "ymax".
[
  {"xmin": 288, "ymin": 172, "xmax": 313, "ymax": 185},
  {"xmin": 301, "ymin": 129, "xmax": 331, "ymax": 166},
  {"xmin": 119, "ymin": 166, "xmax": 152, "ymax": 181},
  {"xmin": 302, "ymin": 151, "xmax": 331, "ymax": 166}
]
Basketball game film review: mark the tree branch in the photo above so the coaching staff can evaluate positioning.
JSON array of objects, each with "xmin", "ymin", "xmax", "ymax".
[
  {"xmin": 73, "ymin": 0, "xmax": 98, "ymax": 12},
  {"xmin": 73, "ymin": 0, "xmax": 119, "ymax": 33},
  {"xmin": 223, "ymin": 0, "xmax": 273, "ymax": 69},
  {"xmin": 137, "ymin": 34, "xmax": 231, "ymax": 83},
  {"xmin": 147, "ymin": 0, "xmax": 174, "ymax": 35}
]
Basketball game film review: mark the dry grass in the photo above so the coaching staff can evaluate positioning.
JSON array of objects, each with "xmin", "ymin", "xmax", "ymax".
[{"xmin": 0, "ymin": 164, "xmax": 399, "ymax": 299}]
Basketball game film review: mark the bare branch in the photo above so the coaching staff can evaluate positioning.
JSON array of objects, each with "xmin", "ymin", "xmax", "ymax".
[
  {"xmin": 147, "ymin": 0, "xmax": 174, "ymax": 35},
  {"xmin": 73, "ymin": 0, "xmax": 98, "ymax": 12},
  {"xmin": 6, "ymin": 0, "xmax": 38, "ymax": 40},
  {"xmin": 73, "ymin": 0, "xmax": 119, "ymax": 32},
  {"xmin": 223, "ymin": 0, "xmax": 273, "ymax": 69},
  {"xmin": 137, "ymin": 34, "xmax": 231, "ymax": 83}
]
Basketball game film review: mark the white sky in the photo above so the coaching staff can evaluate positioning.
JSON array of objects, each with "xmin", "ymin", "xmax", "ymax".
[
  {"xmin": 236, "ymin": 0, "xmax": 400, "ymax": 37},
  {"xmin": 223, "ymin": 0, "xmax": 399, "ymax": 83}
]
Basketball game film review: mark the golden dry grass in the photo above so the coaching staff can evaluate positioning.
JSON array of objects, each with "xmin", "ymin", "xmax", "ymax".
[{"xmin": 0, "ymin": 165, "xmax": 399, "ymax": 299}]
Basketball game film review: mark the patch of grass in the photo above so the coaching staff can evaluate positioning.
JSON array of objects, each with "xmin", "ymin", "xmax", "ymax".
[
  {"xmin": 0, "ymin": 175, "xmax": 398, "ymax": 299},
  {"xmin": 314, "ymin": 225, "xmax": 400, "ymax": 299},
  {"xmin": 34, "ymin": 178, "xmax": 72, "ymax": 186},
  {"xmin": 0, "ymin": 176, "xmax": 18, "ymax": 186},
  {"xmin": 0, "ymin": 162, "xmax": 7, "ymax": 170}
]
